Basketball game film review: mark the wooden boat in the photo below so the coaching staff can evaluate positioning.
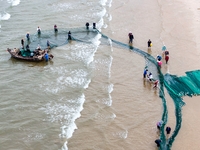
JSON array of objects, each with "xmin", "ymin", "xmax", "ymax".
[{"xmin": 7, "ymin": 48, "xmax": 53, "ymax": 62}]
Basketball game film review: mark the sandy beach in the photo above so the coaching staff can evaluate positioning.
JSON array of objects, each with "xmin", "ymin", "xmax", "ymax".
[{"xmin": 105, "ymin": 0, "xmax": 200, "ymax": 149}]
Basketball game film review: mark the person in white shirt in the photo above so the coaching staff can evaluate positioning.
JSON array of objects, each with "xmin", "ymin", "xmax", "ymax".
[{"xmin": 37, "ymin": 26, "xmax": 41, "ymax": 34}]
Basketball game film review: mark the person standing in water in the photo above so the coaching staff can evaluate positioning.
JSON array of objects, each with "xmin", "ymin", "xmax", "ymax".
[
  {"xmin": 26, "ymin": 32, "xmax": 30, "ymax": 41},
  {"xmin": 54, "ymin": 24, "xmax": 58, "ymax": 32},
  {"xmin": 155, "ymin": 139, "xmax": 161, "ymax": 147},
  {"xmin": 37, "ymin": 26, "xmax": 41, "ymax": 34},
  {"xmin": 147, "ymin": 39, "xmax": 152, "ymax": 48},
  {"xmin": 157, "ymin": 120, "xmax": 162, "ymax": 130},
  {"xmin": 68, "ymin": 31, "xmax": 72, "ymax": 40},
  {"xmin": 143, "ymin": 69, "xmax": 148, "ymax": 78},
  {"xmin": 164, "ymin": 49, "xmax": 169, "ymax": 64},
  {"xmin": 153, "ymin": 80, "xmax": 159, "ymax": 89},
  {"xmin": 93, "ymin": 23, "xmax": 96, "ymax": 29},
  {"xmin": 165, "ymin": 55, "xmax": 169, "ymax": 64},
  {"xmin": 166, "ymin": 126, "xmax": 171, "ymax": 135},
  {"xmin": 86, "ymin": 22, "xmax": 89, "ymax": 30},
  {"xmin": 128, "ymin": 32, "xmax": 134, "ymax": 44},
  {"xmin": 162, "ymin": 45, "xmax": 167, "ymax": 51}
]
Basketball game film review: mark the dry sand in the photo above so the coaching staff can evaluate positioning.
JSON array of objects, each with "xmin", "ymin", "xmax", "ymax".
[{"xmin": 106, "ymin": 0, "xmax": 200, "ymax": 149}]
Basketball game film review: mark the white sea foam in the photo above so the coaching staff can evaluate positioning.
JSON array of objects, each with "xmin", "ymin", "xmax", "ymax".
[
  {"xmin": 61, "ymin": 141, "xmax": 68, "ymax": 150},
  {"xmin": 7, "ymin": 0, "xmax": 20, "ymax": 6},
  {"xmin": 0, "ymin": 12, "xmax": 11, "ymax": 20},
  {"xmin": 42, "ymin": 67, "xmax": 90, "ymax": 93},
  {"xmin": 100, "ymin": 0, "xmax": 107, "ymax": 6},
  {"xmin": 107, "ymin": 0, "xmax": 112, "ymax": 7},
  {"xmin": 41, "ymin": 94, "xmax": 85, "ymax": 140},
  {"xmin": 108, "ymin": 83, "xmax": 113, "ymax": 93}
]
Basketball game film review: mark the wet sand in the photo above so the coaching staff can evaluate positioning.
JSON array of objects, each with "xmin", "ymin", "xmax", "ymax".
[{"xmin": 107, "ymin": 0, "xmax": 200, "ymax": 149}]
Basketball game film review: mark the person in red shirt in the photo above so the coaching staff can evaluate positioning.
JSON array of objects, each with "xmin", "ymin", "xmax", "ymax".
[{"xmin": 165, "ymin": 55, "xmax": 169, "ymax": 64}]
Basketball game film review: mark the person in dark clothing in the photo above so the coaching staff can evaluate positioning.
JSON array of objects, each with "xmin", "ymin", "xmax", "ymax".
[
  {"xmin": 37, "ymin": 26, "xmax": 41, "ymax": 34},
  {"xmin": 155, "ymin": 139, "xmax": 161, "ymax": 147},
  {"xmin": 54, "ymin": 24, "xmax": 58, "ymax": 32},
  {"xmin": 166, "ymin": 126, "xmax": 171, "ymax": 135},
  {"xmin": 143, "ymin": 69, "xmax": 148, "ymax": 78},
  {"xmin": 21, "ymin": 39, "xmax": 24, "ymax": 49},
  {"xmin": 128, "ymin": 32, "xmax": 134, "ymax": 44},
  {"xmin": 93, "ymin": 23, "xmax": 96, "ymax": 29},
  {"xmin": 26, "ymin": 44, "xmax": 30, "ymax": 51},
  {"xmin": 157, "ymin": 121, "xmax": 162, "ymax": 130},
  {"xmin": 147, "ymin": 39, "xmax": 152, "ymax": 47},
  {"xmin": 68, "ymin": 31, "xmax": 72, "ymax": 40},
  {"xmin": 86, "ymin": 22, "xmax": 89, "ymax": 30},
  {"xmin": 26, "ymin": 32, "xmax": 30, "ymax": 41},
  {"xmin": 157, "ymin": 55, "xmax": 162, "ymax": 61},
  {"xmin": 164, "ymin": 50, "xmax": 169, "ymax": 55}
]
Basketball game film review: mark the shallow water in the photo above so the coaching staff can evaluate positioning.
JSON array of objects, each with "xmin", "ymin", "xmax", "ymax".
[{"xmin": 1, "ymin": 0, "xmax": 200, "ymax": 150}]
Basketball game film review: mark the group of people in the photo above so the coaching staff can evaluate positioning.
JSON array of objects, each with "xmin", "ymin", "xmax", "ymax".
[
  {"xmin": 155, "ymin": 120, "xmax": 172, "ymax": 147},
  {"xmin": 128, "ymin": 34, "xmax": 170, "ymax": 66},
  {"xmin": 143, "ymin": 68, "xmax": 159, "ymax": 89},
  {"xmin": 156, "ymin": 45, "xmax": 170, "ymax": 67},
  {"xmin": 85, "ymin": 22, "xmax": 96, "ymax": 30}
]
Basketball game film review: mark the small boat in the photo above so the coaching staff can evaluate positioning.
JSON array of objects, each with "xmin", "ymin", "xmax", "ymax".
[{"xmin": 7, "ymin": 48, "xmax": 53, "ymax": 62}]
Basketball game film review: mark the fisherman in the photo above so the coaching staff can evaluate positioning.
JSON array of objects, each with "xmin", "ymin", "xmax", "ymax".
[
  {"xmin": 54, "ymin": 24, "xmax": 58, "ymax": 32},
  {"xmin": 93, "ymin": 23, "xmax": 96, "ymax": 29},
  {"xmin": 157, "ymin": 55, "xmax": 162, "ymax": 61},
  {"xmin": 26, "ymin": 44, "xmax": 30, "ymax": 51},
  {"xmin": 21, "ymin": 38, "xmax": 24, "ymax": 49},
  {"xmin": 153, "ymin": 80, "xmax": 159, "ymax": 89},
  {"xmin": 26, "ymin": 32, "xmax": 30, "ymax": 41},
  {"xmin": 155, "ymin": 139, "xmax": 161, "ymax": 147},
  {"xmin": 37, "ymin": 26, "xmax": 41, "ymax": 34},
  {"xmin": 162, "ymin": 45, "xmax": 167, "ymax": 51},
  {"xmin": 86, "ymin": 22, "xmax": 89, "ymax": 30},
  {"xmin": 165, "ymin": 50, "xmax": 169, "ymax": 55},
  {"xmin": 128, "ymin": 32, "xmax": 134, "ymax": 44},
  {"xmin": 166, "ymin": 126, "xmax": 171, "ymax": 135},
  {"xmin": 165, "ymin": 55, "xmax": 169, "ymax": 64},
  {"xmin": 44, "ymin": 52, "xmax": 49, "ymax": 61},
  {"xmin": 164, "ymin": 49, "xmax": 169, "ymax": 64},
  {"xmin": 147, "ymin": 39, "xmax": 152, "ymax": 48},
  {"xmin": 68, "ymin": 31, "xmax": 72, "ymax": 40},
  {"xmin": 157, "ymin": 60, "xmax": 162, "ymax": 68},
  {"xmin": 157, "ymin": 120, "xmax": 162, "ymax": 130},
  {"xmin": 143, "ymin": 69, "xmax": 148, "ymax": 78},
  {"xmin": 147, "ymin": 72, "xmax": 153, "ymax": 82}
]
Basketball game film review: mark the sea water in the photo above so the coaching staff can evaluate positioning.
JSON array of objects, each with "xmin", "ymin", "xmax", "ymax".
[{"xmin": 0, "ymin": 0, "xmax": 117, "ymax": 149}]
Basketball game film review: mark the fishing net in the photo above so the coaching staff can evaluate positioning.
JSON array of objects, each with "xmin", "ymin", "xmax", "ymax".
[{"xmin": 16, "ymin": 27, "xmax": 200, "ymax": 150}]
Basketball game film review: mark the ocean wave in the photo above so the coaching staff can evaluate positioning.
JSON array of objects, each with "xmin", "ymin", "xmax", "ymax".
[
  {"xmin": 0, "ymin": 12, "xmax": 11, "ymax": 20},
  {"xmin": 7, "ymin": 0, "xmax": 20, "ymax": 6}
]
